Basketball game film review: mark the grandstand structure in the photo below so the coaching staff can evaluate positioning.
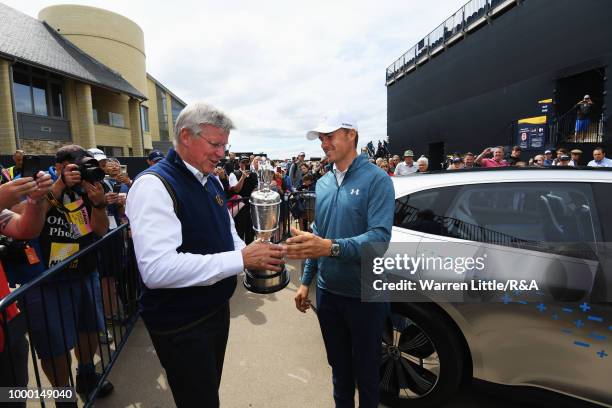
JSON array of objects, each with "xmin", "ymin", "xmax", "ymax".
[{"xmin": 386, "ymin": 0, "xmax": 612, "ymax": 170}]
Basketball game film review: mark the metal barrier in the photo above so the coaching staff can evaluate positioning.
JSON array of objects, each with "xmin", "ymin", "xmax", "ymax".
[
  {"xmin": 0, "ymin": 223, "xmax": 140, "ymax": 407},
  {"xmin": 386, "ymin": 0, "xmax": 520, "ymax": 84},
  {"xmin": 550, "ymin": 111, "xmax": 604, "ymax": 144}
]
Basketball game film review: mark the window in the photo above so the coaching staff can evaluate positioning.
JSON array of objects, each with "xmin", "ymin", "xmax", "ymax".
[
  {"xmin": 394, "ymin": 187, "xmax": 457, "ymax": 236},
  {"xmin": 444, "ymin": 182, "xmax": 602, "ymax": 256},
  {"xmin": 98, "ymin": 146, "xmax": 124, "ymax": 157},
  {"xmin": 171, "ymin": 98, "xmax": 184, "ymax": 126},
  {"xmin": 140, "ymin": 105, "xmax": 150, "ymax": 132},
  {"xmin": 156, "ymin": 86, "xmax": 169, "ymax": 141},
  {"xmin": 13, "ymin": 71, "xmax": 32, "ymax": 114},
  {"xmin": 108, "ymin": 112, "xmax": 125, "ymax": 128},
  {"xmin": 12, "ymin": 64, "xmax": 65, "ymax": 118},
  {"xmin": 592, "ymin": 183, "xmax": 612, "ymax": 242}
]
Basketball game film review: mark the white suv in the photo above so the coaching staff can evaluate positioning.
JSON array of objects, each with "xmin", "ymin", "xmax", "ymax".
[{"xmin": 381, "ymin": 167, "xmax": 612, "ymax": 408}]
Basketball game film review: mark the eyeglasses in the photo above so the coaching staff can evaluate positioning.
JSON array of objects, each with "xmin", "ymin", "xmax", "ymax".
[{"xmin": 201, "ymin": 136, "xmax": 229, "ymax": 152}]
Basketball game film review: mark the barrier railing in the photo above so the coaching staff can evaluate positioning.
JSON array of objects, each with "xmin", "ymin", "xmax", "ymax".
[
  {"xmin": 0, "ymin": 223, "xmax": 140, "ymax": 407},
  {"xmin": 386, "ymin": 0, "xmax": 519, "ymax": 84}
]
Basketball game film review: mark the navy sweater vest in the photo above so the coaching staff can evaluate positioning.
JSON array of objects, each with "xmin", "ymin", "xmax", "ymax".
[{"xmin": 139, "ymin": 149, "xmax": 237, "ymax": 331}]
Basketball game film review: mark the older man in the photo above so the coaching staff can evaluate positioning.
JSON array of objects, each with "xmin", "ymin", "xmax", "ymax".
[
  {"xmin": 475, "ymin": 146, "xmax": 509, "ymax": 167},
  {"xmin": 588, "ymin": 147, "xmax": 612, "ymax": 167},
  {"xmin": 394, "ymin": 150, "xmax": 418, "ymax": 175},
  {"xmin": 126, "ymin": 102, "xmax": 284, "ymax": 407},
  {"xmin": 287, "ymin": 111, "xmax": 394, "ymax": 408}
]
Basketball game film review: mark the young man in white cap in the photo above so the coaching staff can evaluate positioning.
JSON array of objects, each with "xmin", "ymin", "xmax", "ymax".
[
  {"xmin": 575, "ymin": 95, "xmax": 594, "ymax": 141},
  {"xmin": 285, "ymin": 111, "xmax": 394, "ymax": 408},
  {"xmin": 394, "ymin": 149, "xmax": 418, "ymax": 175}
]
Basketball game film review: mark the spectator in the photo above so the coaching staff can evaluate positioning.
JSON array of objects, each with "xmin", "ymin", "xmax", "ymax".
[
  {"xmin": 229, "ymin": 155, "xmax": 258, "ymax": 243},
  {"xmin": 289, "ymin": 152, "xmax": 306, "ymax": 187},
  {"xmin": 557, "ymin": 155, "xmax": 571, "ymax": 167},
  {"xmin": 463, "ymin": 152, "xmax": 476, "ymax": 168},
  {"xmin": 224, "ymin": 152, "xmax": 238, "ymax": 175},
  {"xmin": 475, "ymin": 147, "xmax": 509, "ymax": 167},
  {"xmin": 532, "ymin": 154, "xmax": 545, "ymax": 167},
  {"xmin": 552, "ymin": 148, "xmax": 569, "ymax": 166},
  {"xmin": 507, "ymin": 146, "xmax": 522, "ymax": 166},
  {"xmin": 0, "ymin": 172, "xmax": 53, "ymax": 408},
  {"xmin": 515, "ymin": 161, "xmax": 527, "ymax": 167},
  {"xmin": 394, "ymin": 150, "xmax": 418, "ymax": 175},
  {"xmin": 570, "ymin": 149, "xmax": 583, "ymax": 166},
  {"xmin": 587, "ymin": 147, "xmax": 612, "ymax": 167},
  {"xmin": 28, "ymin": 145, "xmax": 113, "ymax": 398},
  {"xmin": 574, "ymin": 95, "xmax": 594, "ymax": 142},
  {"xmin": 416, "ymin": 156, "xmax": 429, "ymax": 173},
  {"xmin": 1, "ymin": 150, "xmax": 25, "ymax": 182},
  {"xmin": 380, "ymin": 161, "xmax": 393, "ymax": 176},
  {"xmin": 375, "ymin": 157, "xmax": 384, "ymax": 167},
  {"xmin": 214, "ymin": 165, "xmax": 231, "ymax": 198},
  {"xmin": 147, "ymin": 150, "xmax": 165, "ymax": 167},
  {"xmin": 389, "ymin": 155, "xmax": 400, "ymax": 173},
  {"xmin": 543, "ymin": 150, "xmax": 554, "ymax": 167},
  {"xmin": 447, "ymin": 157, "xmax": 464, "ymax": 170}
]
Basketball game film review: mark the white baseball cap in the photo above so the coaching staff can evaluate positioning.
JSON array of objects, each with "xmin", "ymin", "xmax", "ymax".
[
  {"xmin": 306, "ymin": 111, "xmax": 358, "ymax": 140},
  {"xmin": 87, "ymin": 148, "xmax": 107, "ymax": 161}
]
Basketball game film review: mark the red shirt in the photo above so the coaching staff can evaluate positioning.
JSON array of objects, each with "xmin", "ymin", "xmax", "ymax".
[{"xmin": 0, "ymin": 262, "xmax": 18, "ymax": 352}]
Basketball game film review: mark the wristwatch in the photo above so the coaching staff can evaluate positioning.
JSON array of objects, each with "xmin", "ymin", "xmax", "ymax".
[{"xmin": 330, "ymin": 240, "xmax": 341, "ymax": 257}]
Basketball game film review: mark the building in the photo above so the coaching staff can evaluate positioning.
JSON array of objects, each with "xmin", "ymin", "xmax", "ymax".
[
  {"xmin": 386, "ymin": 0, "xmax": 612, "ymax": 169},
  {"xmin": 0, "ymin": 3, "xmax": 185, "ymax": 157}
]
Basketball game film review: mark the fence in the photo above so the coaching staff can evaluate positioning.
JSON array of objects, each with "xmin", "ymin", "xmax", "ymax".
[
  {"xmin": 550, "ymin": 110, "xmax": 604, "ymax": 145},
  {"xmin": 0, "ymin": 223, "xmax": 140, "ymax": 407}
]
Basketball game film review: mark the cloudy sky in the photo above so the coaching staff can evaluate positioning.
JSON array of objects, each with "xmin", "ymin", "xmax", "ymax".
[{"xmin": 6, "ymin": 0, "xmax": 463, "ymax": 158}]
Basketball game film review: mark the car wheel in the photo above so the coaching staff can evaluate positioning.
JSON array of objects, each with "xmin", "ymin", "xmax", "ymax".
[{"xmin": 380, "ymin": 305, "xmax": 467, "ymax": 408}]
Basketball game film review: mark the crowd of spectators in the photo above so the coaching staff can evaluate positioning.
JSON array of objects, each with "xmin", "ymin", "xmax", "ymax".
[{"xmin": 0, "ymin": 145, "xmax": 164, "ymax": 406}]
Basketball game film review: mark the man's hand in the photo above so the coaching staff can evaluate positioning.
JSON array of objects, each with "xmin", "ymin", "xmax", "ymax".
[
  {"xmin": 105, "ymin": 191, "xmax": 119, "ymax": 205},
  {"xmin": 116, "ymin": 173, "xmax": 132, "ymax": 186},
  {"xmin": 27, "ymin": 172, "xmax": 53, "ymax": 202},
  {"xmin": 241, "ymin": 240, "xmax": 285, "ymax": 272},
  {"xmin": 284, "ymin": 227, "xmax": 332, "ymax": 260},
  {"xmin": 82, "ymin": 181, "xmax": 106, "ymax": 207},
  {"xmin": 294, "ymin": 284, "xmax": 311, "ymax": 313},
  {"xmin": 62, "ymin": 164, "xmax": 82, "ymax": 187},
  {"xmin": 0, "ymin": 178, "xmax": 38, "ymax": 210}
]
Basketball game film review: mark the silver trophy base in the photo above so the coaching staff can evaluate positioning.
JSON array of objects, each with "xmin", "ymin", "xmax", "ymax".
[{"xmin": 243, "ymin": 266, "xmax": 289, "ymax": 294}]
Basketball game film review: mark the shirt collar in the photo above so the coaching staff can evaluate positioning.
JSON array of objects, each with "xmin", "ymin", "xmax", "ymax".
[
  {"xmin": 182, "ymin": 159, "xmax": 208, "ymax": 184},
  {"xmin": 332, "ymin": 163, "xmax": 348, "ymax": 175}
]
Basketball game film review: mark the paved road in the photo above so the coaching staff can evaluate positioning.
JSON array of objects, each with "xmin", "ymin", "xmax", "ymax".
[{"xmin": 96, "ymin": 260, "xmax": 535, "ymax": 407}]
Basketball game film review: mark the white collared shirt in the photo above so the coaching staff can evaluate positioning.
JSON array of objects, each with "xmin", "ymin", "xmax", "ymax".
[
  {"xmin": 125, "ymin": 159, "xmax": 245, "ymax": 289},
  {"xmin": 394, "ymin": 161, "xmax": 418, "ymax": 176},
  {"xmin": 332, "ymin": 163, "xmax": 348, "ymax": 186}
]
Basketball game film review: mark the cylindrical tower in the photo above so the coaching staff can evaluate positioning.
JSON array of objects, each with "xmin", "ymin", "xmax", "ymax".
[{"xmin": 38, "ymin": 5, "xmax": 147, "ymax": 96}]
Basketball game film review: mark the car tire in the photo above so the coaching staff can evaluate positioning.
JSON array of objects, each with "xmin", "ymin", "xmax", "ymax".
[{"xmin": 380, "ymin": 303, "xmax": 468, "ymax": 408}]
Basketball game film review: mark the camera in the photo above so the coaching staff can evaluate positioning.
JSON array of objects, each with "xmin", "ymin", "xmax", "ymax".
[{"xmin": 77, "ymin": 156, "xmax": 105, "ymax": 183}]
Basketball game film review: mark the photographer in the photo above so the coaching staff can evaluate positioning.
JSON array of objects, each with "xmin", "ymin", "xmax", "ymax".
[
  {"xmin": 0, "ymin": 172, "xmax": 53, "ymax": 408},
  {"xmin": 22, "ymin": 145, "xmax": 113, "ymax": 399},
  {"xmin": 229, "ymin": 155, "xmax": 258, "ymax": 243}
]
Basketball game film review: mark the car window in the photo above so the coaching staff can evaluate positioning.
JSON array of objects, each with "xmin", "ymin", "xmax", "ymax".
[
  {"xmin": 592, "ymin": 183, "xmax": 612, "ymax": 242},
  {"xmin": 444, "ymin": 182, "xmax": 602, "ymax": 256},
  {"xmin": 394, "ymin": 187, "xmax": 457, "ymax": 235}
]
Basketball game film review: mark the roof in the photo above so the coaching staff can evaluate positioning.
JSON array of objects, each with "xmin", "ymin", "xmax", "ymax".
[
  {"xmin": 0, "ymin": 3, "xmax": 146, "ymax": 100},
  {"xmin": 392, "ymin": 167, "xmax": 612, "ymax": 198},
  {"xmin": 147, "ymin": 73, "xmax": 187, "ymax": 106}
]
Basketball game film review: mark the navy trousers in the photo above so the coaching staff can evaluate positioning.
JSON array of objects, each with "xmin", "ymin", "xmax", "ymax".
[
  {"xmin": 147, "ymin": 303, "xmax": 230, "ymax": 408},
  {"xmin": 316, "ymin": 287, "xmax": 388, "ymax": 408}
]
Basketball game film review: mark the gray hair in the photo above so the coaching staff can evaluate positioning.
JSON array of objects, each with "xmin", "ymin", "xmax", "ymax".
[
  {"xmin": 417, "ymin": 156, "xmax": 429, "ymax": 165},
  {"xmin": 173, "ymin": 102, "xmax": 235, "ymax": 146}
]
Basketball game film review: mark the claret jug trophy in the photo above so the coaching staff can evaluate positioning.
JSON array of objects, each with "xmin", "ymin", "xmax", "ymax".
[{"xmin": 243, "ymin": 159, "xmax": 289, "ymax": 293}]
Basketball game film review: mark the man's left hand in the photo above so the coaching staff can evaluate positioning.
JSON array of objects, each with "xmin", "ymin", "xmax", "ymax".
[
  {"xmin": 284, "ymin": 227, "xmax": 332, "ymax": 259},
  {"xmin": 82, "ymin": 181, "xmax": 106, "ymax": 207}
]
